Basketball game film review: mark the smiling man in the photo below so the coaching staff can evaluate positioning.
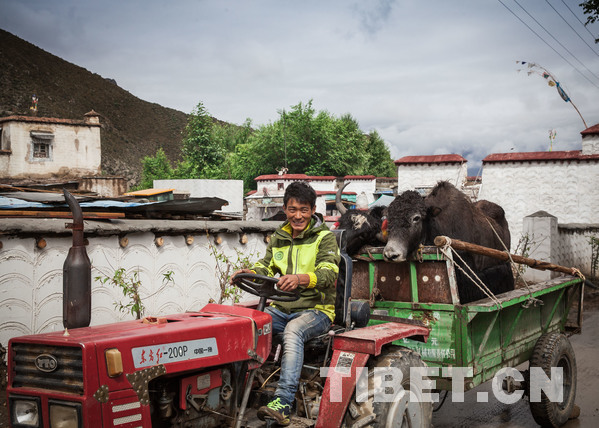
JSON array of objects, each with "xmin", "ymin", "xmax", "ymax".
[{"xmin": 231, "ymin": 181, "xmax": 340, "ymax": 425}]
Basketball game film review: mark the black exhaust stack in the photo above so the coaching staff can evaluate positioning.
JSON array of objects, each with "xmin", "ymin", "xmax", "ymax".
[{"xmin": 63, "ymin": 189, "xmax": 91, "ymax": 329}]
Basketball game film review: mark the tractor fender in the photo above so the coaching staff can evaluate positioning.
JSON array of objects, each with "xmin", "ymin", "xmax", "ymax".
[{"xmin": 315, "ymin": 322, "xmax": 429, "ymax": 428}]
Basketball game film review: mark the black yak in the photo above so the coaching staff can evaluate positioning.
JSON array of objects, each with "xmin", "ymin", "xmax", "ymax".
[
  {"xmin": 332, "ymin": 183, "xmax": 387, "ymax": 255},
  {"xmin": 383, "ymin": 181, "xmax": 514, "ymax": 303}
]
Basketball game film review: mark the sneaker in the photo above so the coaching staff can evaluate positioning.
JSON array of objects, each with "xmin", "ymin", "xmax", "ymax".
[{"xmin": 257, "ymin": 396, "xmax": 291, "ymax": 426}]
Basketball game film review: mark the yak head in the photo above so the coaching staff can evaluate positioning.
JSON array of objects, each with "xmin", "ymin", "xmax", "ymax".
[
  {"xmin": 383, "ymin": 190, "xmax": 428, "ymax": 262},
  {"xmin": 334, "ymin": 183, "xmax": 386, "ymax": 255}
]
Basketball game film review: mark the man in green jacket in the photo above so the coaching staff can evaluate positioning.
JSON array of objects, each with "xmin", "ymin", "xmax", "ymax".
[{"xmin": 232, "ymin": 181, "xmax": 340, "ymax": 425}]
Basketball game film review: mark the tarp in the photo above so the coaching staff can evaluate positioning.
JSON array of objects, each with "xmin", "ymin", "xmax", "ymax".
[{"xmin": 369, "ymin": 194, "xmax": 395, "ymax": 208}]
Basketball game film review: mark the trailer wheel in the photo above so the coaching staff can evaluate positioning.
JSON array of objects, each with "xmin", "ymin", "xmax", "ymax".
[
  {"xmin": 528, "ymin": 332, "xmax": 577, "ymax": 428},
  {"xmin": 343, "ymin": 346, "xmax": 432, "ymax": 428}
]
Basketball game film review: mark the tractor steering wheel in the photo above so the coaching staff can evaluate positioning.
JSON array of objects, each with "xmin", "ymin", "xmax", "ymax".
[{"xmin": 232, "ymin": 273, "xmax": 300, "ymax": 303}]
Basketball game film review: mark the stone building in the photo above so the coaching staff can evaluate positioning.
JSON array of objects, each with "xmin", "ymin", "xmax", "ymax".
[
  {"xmin": 395, "ymin": 154, "xmax": 468, "ymax": 194},
  {"xmin": 478, "ymin": 124, "xmax": 599, "ymax": 246},
  {"xmin": 0, "ymin": 111, "xmax": 102, "ymax": 181}
]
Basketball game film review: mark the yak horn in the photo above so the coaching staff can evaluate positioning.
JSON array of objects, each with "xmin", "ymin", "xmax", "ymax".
[{"xmin": 335, "ymin": 182, "xmax": 350, "ymax": 215}]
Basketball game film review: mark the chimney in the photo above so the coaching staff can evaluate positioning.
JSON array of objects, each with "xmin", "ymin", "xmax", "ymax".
[
  {"xmin": 84, "ymin": 110, "xmax": 100, "ymax": 125},
  {"xmin": 581, "ymin": 124, "xmax": 599, "ymax": 155}
]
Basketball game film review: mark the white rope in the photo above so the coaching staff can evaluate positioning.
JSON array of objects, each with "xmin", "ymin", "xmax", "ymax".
[{"xmin": 439, "ymin": 237, "xmax": 502, "ymax": 308}]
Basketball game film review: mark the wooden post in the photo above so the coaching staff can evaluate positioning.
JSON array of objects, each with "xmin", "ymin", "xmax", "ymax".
[{"xmin": 434, "ymin": 236, "xmax": 580, "ymax": 276}]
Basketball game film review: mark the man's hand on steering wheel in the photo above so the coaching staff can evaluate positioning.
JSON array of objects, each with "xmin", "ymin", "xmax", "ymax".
[
  {"xmin": 230, "ymin": 272, "xmax": 301, "ymax": 302},
  {"xmin": 277, "ymin": 274, "xmax": 306, "ymax": 291},
  {"xmin": 229, "ymin": 268, "xmax": 253, "ymax": 285}
]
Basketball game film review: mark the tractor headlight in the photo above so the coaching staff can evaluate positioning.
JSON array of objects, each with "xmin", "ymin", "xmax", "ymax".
[
  {"xmin": 10, "ymin": 396, "xmax": 40, "ymax": 427},
  {"xmin": 49, "ymin": 401, "xmax": 81, "ymax": 428}
]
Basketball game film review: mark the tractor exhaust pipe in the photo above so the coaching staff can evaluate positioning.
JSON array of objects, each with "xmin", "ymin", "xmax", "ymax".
[{"xmin": 63, "ymin": 189, "xmax": 91, "ymax": 329}]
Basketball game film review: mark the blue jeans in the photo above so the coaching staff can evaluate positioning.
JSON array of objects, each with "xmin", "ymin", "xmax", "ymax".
[{"xmin": 265, "ymin": 307, "xmax": 331, "ymax": 405}]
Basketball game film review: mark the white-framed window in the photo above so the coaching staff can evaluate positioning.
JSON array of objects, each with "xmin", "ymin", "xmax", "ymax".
[{"xmin": 30, "ymin": 131, "xmax": 54, "ymax": 161}]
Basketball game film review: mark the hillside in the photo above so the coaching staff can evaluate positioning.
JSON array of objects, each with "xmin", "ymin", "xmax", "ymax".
[{"xmin": 0, "ymin": 29, "xmax": 189, "ymax": 186}]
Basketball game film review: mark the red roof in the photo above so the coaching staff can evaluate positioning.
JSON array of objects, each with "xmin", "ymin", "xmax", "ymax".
[
  {"xmin": 343, "ymin": 175, "xmax": 376, "ymax": 180},
  {"xmin": 395, "ymin": 154, "xmax": 466, "ymax": 165},
  {"xmin": 581, "ymin": 123, "xmax": 599, "ymax": 135},
  {"xmin": 483, "ymin": 150, "xmax": 599, "ymax": 163},
  {"xmin": 254, "ymin": 174, "xmax": 336, "ymax": 181},
  {"xmin": 0, "ymin": 115, "xmax": 100, "ymax": 127},
  {"xmin": 316, "ymin": 191, "xmax": 356, "ymax": 196}
]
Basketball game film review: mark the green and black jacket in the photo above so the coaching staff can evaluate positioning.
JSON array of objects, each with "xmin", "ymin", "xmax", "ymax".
[{"xmin": 253, "ymin": 214, "xmax": 340, "ymax": 321}]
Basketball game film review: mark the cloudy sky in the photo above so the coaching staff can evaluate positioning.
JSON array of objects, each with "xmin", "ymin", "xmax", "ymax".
[{"xmin": 2, "ymin": 0, "xmax": 599, "ymax": 173}]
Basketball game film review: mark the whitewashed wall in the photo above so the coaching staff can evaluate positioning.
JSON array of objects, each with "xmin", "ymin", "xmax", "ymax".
[
  {"xmin": 478, "ymin": 161, "xmax": 599, "ymax": 249},
  {"xmin": 397, "ymin": 163, "xmax": 467, "ymax": 193},
  {"xmin": 0, "ymin": 219, "xmax": 275, "ymax": 347},
  {"xmin": 520, "ymin": 212, "xmax": 597, "ymax": 282},
  {"xmin": 256, "ymin": 178, "xmax": 336, "ymax": 196},
  {"xmin": 0, "ymin": 120, "xmax": 101, "ymax": 179},
  {"xmin": 342, "ymin": 179, "xmax": 376, "ymax": 205},
  {"xmin": 557, "ymin": 224, "xmax": 598, "ymax": 278}
]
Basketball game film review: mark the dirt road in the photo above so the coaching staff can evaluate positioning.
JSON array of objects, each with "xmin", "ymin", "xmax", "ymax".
[{"xmin": 432, "ymin": 308, "xmax": 599, "ymax": 427}]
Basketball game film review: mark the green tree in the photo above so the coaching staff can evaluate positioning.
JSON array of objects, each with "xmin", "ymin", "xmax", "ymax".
[
  {"xmin": 363, "ymin": 130, "xmax": 397, "ymax": 177},
  {"xmin": 179, "ymin": 102, "xmax": 253, "ymax": 180},
  {"xmin": 137, "ymin": 148, "xmax": 173, "ymax": 190},
  {"xmin": 580, "ymin": 1, "xmax": 599, "ymax": 41},
  {"xmin": 181, "ymin": 102, "xmax": 225, "ymax": 177},
  {"xmin": 209, "ymin": 119, "xmax": 253, "ymax": 179},
  {"xmin": 231, "ymin": 100, "xmax": 393, "ymax": 190}
]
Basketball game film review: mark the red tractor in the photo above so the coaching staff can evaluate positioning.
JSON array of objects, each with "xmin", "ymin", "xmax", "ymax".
[{"xmin": 7, "ymin": 193, "xmax": 432, "ymax": 427}]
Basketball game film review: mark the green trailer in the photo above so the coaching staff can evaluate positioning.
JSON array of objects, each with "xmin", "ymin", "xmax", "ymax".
[{"xmin": 351, "ymin": 241, "xmax": 584, "ymax": 427}]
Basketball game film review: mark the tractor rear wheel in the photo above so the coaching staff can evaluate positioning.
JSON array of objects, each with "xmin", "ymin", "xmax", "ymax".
[
  {"xmin": 343, "ymin": 346, "xmax": 432, "ymax": 428},
  {"xmin": 528, "ymin": 331, "xmax": 577, "ymax": 428}
]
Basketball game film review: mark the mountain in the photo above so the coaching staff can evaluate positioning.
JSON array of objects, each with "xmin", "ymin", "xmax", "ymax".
[{"xmin": 0, "ymin": 29, "xmax": 189, "ymax": 186}]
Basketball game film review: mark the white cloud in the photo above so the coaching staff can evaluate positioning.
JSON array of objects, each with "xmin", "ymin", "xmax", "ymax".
[{"xmin": 1, "ymin": 0, "xmax": 598, "ymax": 172}]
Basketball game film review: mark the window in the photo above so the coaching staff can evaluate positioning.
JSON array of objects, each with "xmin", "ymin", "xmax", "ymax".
[
  {"xmin": 278, "ymin": 183, "xmax": 284, "ymax": 190},
  {"xmin": 30, "ymin": 131, "xmax": 54, "ymax": 160},
  {"xmin": 33, "ymin": 138, "xmax": 50, "ymax": 158}
]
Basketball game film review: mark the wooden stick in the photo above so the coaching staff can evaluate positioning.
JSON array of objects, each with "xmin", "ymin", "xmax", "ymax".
[
  {"xmin": 0, "ymin": 210, "xmax": 124, "ymax": 219},
  {"xmin": 434, "ymin": 235, "xmax": 580, "ymax": 276}
]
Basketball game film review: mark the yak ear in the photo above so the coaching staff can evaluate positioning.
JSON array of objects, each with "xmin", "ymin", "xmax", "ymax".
[{"xmin": 428, "ymin": 206, "xmax": 442, "ymax": 217}]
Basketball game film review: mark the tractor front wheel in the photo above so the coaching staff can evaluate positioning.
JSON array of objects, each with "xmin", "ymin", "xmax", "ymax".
[{"xmin": 343, "ymin": 346, "xmax": 432, "ymax": 428}]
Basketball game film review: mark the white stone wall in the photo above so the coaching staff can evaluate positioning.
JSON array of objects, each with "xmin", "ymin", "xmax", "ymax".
[
  {"xmin": 0, "ymin": 121, "xmax": 101, "ymax": 179},
  {"xmin": 155, "ymin": 179, "xmax": 244, "ymax": 213},
  {"xmin": 308, "ymin": 180, "xmax": 336, "ymax": 192},
  {"xmin": 255, "ymin": 178, "xmax": 336, "ymax": 196},
  {"xmin": 0, "ymin": 155, "xmax": 7, "ymax": 173},
  {"xmin": 342, "ymin": 179, "xmax": 376, "ymax": 205},
  {"xmin": 478, "ymin": 161, "xmax": 599, "ymax": 249},
  {"xmin": 0, "ymin": 228, "xmax": 269, "ymax": 347},
  {"xmin": 522, "ymin": 213, "xmax": 559, "ymax": 282},
  {"xmin": 255, "ymin": 179, "xmax": 281, "ymax": 196},
  {"xmin": 397, "ymin": 163, "xmax": 467, "ymax": 193},
  {"xmin": 582, "ymin": 134, "xmax": 599, "ymax": 155},
  {"xmin": 519, "ymin": 213, "xmax": 597, "ymax": 281},
  {"xmin": 557, "ymin": 225, "xmax": 599, "ymax": 278}
]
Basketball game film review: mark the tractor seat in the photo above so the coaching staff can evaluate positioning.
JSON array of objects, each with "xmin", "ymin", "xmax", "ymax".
[{"xmin": 331, "ymin": 229, "xmax": 370, "ymax": 329}]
